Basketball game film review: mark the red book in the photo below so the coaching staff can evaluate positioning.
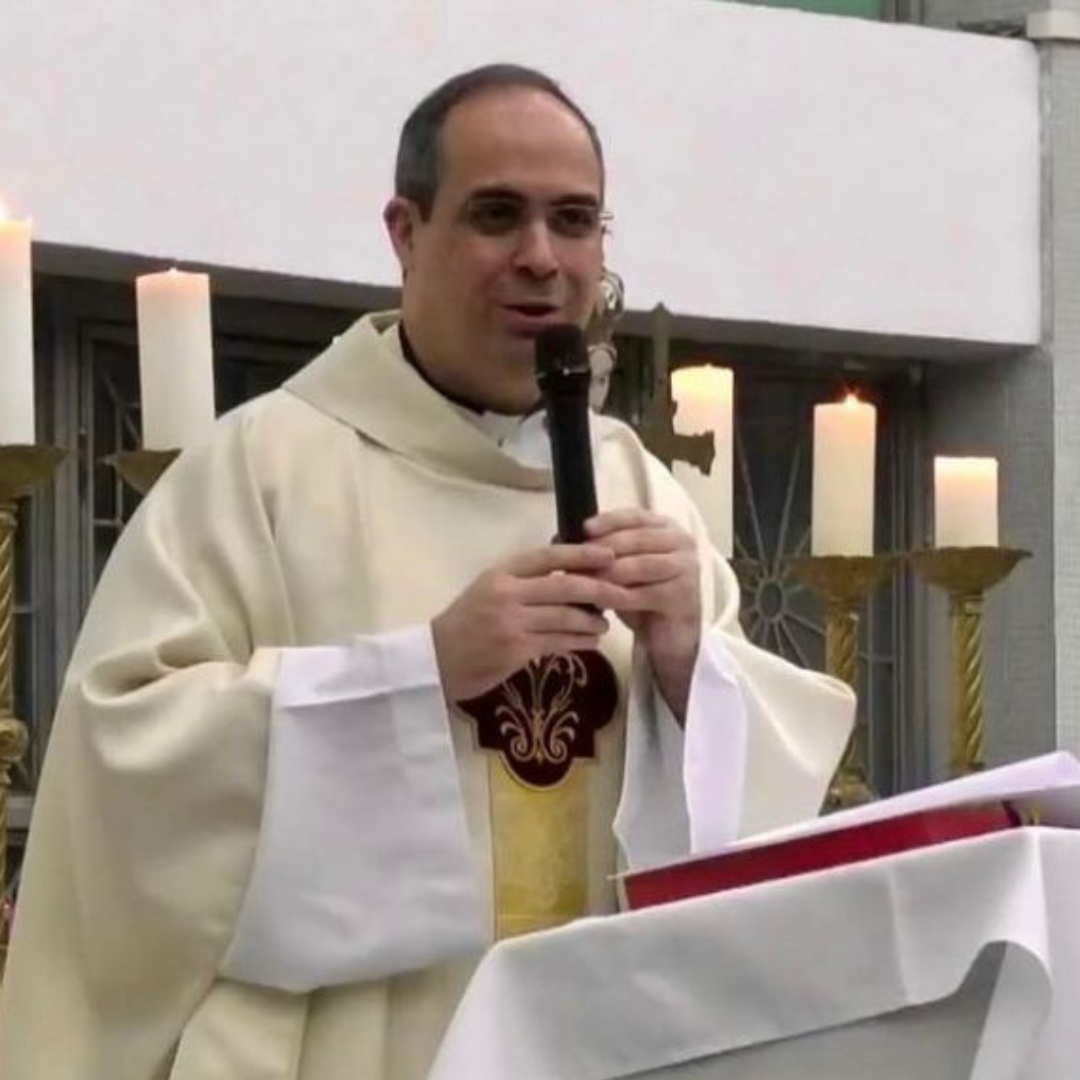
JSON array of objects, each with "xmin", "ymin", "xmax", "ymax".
[{"xmin": 622, "ymin": 802, "xmax": 1021, "ymax": 911}]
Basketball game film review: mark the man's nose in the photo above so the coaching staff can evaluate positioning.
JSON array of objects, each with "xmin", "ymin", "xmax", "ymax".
[{"xmin": 512, "ymin": 220, "xmax": 559, "ymax": 278}]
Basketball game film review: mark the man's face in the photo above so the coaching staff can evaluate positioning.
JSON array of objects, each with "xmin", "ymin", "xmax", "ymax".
[{"xmin": 385, "ymin": 87, "xmax": 605, "ymax": 414}]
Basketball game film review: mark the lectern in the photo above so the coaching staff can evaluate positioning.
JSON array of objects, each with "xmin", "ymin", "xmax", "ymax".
[{"xmin": 429, "ymin": 830, "xmax": 1076, "ymax": 1080}]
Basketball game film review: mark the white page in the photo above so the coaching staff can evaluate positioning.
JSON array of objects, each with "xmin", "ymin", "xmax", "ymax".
[{"xmin": 708, "ymin": 751, "xmax": 1080, "ymax": 859}]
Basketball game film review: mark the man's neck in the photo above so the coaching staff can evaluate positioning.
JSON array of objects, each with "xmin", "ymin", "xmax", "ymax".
[
  {"xmin": 398, "ymin": 323, "xmax": 514, "ymax": 417},
  {"xmin": 395, "ymin": 322, "xmax": 553, "ymax": 465}
]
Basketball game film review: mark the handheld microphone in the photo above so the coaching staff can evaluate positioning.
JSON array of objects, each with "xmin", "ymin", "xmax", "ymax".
[{"xmin": 534, "ymin": 324, "xmax": 598, "ymax": 544}]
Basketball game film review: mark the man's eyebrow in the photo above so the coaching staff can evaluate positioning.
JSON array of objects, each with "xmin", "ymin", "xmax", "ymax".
[
  {"xmin": 464, "ymin": 186, "xmax": 527, "ymax": 203},
  {"xmin": 550, "ymin": 193, "xmax": 602, "ymax": 207},
  {"xmin": 464, "ymin": 186, "xmax": 601, "ymax": 206}
]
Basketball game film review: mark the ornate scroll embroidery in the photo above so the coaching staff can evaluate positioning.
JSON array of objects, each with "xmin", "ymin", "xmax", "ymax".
[{"xmin": 456, "ymin": 650, "xmax": 619, "ymax": 788}]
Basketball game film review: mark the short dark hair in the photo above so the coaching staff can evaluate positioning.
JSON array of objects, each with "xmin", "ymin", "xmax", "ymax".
[{"xmin": 394, "ymin": 64, "xmax": 605, "ymax": 219}]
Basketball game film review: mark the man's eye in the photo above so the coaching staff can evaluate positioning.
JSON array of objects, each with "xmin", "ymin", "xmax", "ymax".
[
  {"xmin": 549, "ymin": 205, "xmax": 601, "ymax": 238},
  {"xmin": 466, "ymin": 201, "xmax": 523, "ymax": 234}
]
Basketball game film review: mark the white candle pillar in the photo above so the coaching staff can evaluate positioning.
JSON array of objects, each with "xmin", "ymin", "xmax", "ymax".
[
  {"xmin": 135, "ymin": 269, "xmax": 216, "ymax": 450},
  {"xmin": 0, "ymin": 198, "xmax": 36, "ymax": 445},
  {"xmin": 934, "ymin": 457, "xmax": 999, "ymax": 547},
  {"xmin": 812, "ymin": 394, "xmax": 877, "ymax": 555},
  {"xmin": 671, "ymin": 365, "xmax": 734, "ymax": 557}
]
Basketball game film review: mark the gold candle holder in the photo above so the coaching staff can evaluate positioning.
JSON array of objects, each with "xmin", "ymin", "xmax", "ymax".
[
  {"xmin": 0, "ymin": 444, "xmax": 66, "ymax": 975},
  {"xmin": 909, "ymin": 547, "xmax": 1029, "ymax": 777},
  {"xmin": 786, "ymin": 554, "xmax": 901, "ymax": 810},
  {"xmin": 104, "ymin": 448, "xmax": 179, "ymax": 496}
]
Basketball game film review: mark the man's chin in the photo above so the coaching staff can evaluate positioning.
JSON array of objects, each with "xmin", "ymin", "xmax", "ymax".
[
  {"xmin": 487, "ymin": 385, "xmax": 541, "ymax": 416},
  {"xmin": 483, "ymin": 373, "xmax": 541, "ymax": 415},
  {"xmin": 481, "ymin": 337, "xmax": 547, "ymax": 412}
]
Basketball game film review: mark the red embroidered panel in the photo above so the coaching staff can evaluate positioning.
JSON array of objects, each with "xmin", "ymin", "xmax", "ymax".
[{"xmin": 455, "ymin": 651, "xmax": 619, "ymax": 788}]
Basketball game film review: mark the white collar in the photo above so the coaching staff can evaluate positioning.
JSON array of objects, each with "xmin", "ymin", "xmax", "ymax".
[{"xmin": 455, "ymin": 407, "xmax": 552, "ymax": 469}]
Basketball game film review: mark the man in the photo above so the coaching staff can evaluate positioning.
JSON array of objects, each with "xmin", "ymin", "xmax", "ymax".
[{"xmin": 0, "ymin": 66, "xmax": 853, "ymax": 1079}]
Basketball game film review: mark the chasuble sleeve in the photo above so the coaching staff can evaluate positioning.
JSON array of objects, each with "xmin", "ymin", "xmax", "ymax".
[
  {"xmin": 0, "ymin": 411, "xmax": 288, "ymax": 1075},
  {"xmin": 221, "ymin": 625, "xmax": 485, "ymax": 992},
  {"xmin": 613, "ymin": 440, "xmax": 855, "ymax": 871},
  {"xmin": 0, "ymin": 403, "xmax": 481, "ymax": 1079},
  {"xmin": 694, "ymin": 534, "xmax": 856, "ymax": 840}
]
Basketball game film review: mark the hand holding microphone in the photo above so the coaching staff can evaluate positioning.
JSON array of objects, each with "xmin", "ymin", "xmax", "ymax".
[
  {"xmin": 431, "ymin": 325, "xmax": 615, "ymax": 700},
  {"xmin": 532, "ymin": 324, "xmax": 703, "ymax": 717},
  {"xmin": 431, "ymin": 323, "xmax": 700, "ymax": 709}
]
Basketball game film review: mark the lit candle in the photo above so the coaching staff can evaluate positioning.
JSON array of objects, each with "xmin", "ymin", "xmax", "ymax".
[
  {"xmin": 671, "ymin": 365, "xmax": 734, "ymax": 557},
  {"xmin": 812, "ymin": 394, "xmax": 876, "ymax": 555},
  {"xmin": 934, "ymin": 457, "xmax": 998, "ymax": 547},
  {"xmin": 0, "ymin": 197, "xmax": 36, "ymax": 445},
  {"xmin": 135, "ymin": 269, "xmax": 216, "ymax": 450}
]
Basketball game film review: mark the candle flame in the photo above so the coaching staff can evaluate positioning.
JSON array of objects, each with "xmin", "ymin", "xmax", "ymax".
[
  {"xmin": 843, "ymin": 392, "xmax": 861, "ymax": 407},
  {"xmin": 0, "ymin": 196, "xmax": 34, "ymax": 228}
]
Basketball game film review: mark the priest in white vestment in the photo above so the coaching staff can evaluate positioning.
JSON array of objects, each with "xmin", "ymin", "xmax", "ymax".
[{"xmin": 0, "ymin": 65, "xmax": 854, "ymax": 1080}]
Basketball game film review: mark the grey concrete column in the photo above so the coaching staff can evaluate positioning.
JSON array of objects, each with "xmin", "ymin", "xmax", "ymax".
[
  {"xmin": 909, "ymin": 2, "xmax": 1079, "ymax": 768},
  {"xmin": 923, "ymin": 5, "xmax": 1080, "ymax": 759},
  {"xmin": 1029, "ymin": 8, "xmax": 1080, "ymax": 754}
]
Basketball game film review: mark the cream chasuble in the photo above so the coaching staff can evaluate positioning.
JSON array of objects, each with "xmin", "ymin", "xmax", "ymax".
[{"xmin": 0, "ymin": 312, "xmax": 853, "ymax": 1080}]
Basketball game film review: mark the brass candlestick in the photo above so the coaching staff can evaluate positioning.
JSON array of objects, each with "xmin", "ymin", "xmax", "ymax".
[
  {"xmin": 104, "ymin": 449, "xmax": 179, "ymax": 496},
  {"xmin": 786, "ymin": 554, "xmax": 901, "ymax": 810},
  {"xmin": 909, "ymin": 547, "xmax": 1029, "ymax": 777},
  {"xmin": 0, "ymin": 444, "xmax": 65, "ymax": 976}
]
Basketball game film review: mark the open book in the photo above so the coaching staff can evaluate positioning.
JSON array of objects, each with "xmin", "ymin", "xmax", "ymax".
[{"xmin": 622, "ymin": 751, "xmax": 1080, "ymax": 911}]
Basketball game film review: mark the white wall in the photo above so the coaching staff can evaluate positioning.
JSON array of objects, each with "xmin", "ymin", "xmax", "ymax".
[{"xmin": 0, "ymin": 0, "xmax": 1040, "ymax": 344}]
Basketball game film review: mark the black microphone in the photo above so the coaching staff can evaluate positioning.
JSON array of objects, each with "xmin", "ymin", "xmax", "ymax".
[{"xmin": 535, "ymin": 324, "xmax": 598, "ymax": 544}]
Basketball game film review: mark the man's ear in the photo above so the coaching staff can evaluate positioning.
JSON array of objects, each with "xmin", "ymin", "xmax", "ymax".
[{"xmin": 384, "ymin": 197, "xmax": 421, "ymax": 272}]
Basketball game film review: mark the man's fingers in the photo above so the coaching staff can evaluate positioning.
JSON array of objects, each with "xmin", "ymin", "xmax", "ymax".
[
  {"xmin": 507, "ymin": 543, "xmax": 615, "ymax": 578},
  {"xmin": 585, "ymin": 509, "xmax": 670, "ymax": 538},
  {"xmin": 524, "ymin": 605, "xmax": 609, "ymax": 636},
  {"xmin": 598, "ymin": 553, "xmax": 688, "ymax": 588},
  {"xmin": 519, "ymin": 571, "xmax": 632, "ymax": 611},
  {"xmin": 591, "ymin": 525, "xmax": 692, "ymax": 558}
]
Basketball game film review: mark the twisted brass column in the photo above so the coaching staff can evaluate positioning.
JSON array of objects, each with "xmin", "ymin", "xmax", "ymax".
[
  {"xmin": 910, "ymin": 547, "xmax": 1028, "ymax": 777},
  {"xmin": 950, "ymin": 592, "xmax": 985, "ymax": 774},
  {"xmin": 787, "ymin": 555, "xmax": 900, "ymax": 810},
  {"xmin": 0, "ymin": 445, "xmax": 65, "ymax": 975},
  {"xmin": 825, "ymin": 599, "xmax": 859, "ymax": 688},
  {"xmin": 0, "ymin": 500, "xmax": 29, "ymax": 900}
]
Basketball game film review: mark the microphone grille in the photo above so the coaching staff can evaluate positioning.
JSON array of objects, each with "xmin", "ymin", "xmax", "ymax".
[{"xmin": 535, "ymin": 324, "xmax": 589, "ymax": 378}]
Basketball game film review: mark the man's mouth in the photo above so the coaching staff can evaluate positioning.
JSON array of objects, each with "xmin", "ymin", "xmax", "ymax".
[{"xmin": 501, "ymin": 303, "xmax": 563, "ymax": 334}]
